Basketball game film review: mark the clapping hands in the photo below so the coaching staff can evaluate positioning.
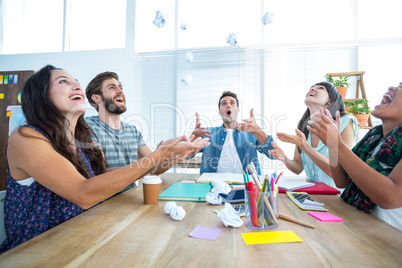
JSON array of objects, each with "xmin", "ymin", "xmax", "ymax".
[{"xmin": 307, "ymin": 108, "xmax": 341, "ymax": 148}]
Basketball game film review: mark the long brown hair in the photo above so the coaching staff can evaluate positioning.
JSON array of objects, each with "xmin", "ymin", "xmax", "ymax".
[
  {"xmin": 20, "ymin": 65, "xmax": 106, "ymax": 177},
  {"xmin": 296, "ymin": 81, "xmax": 348, "ymax": 153}
]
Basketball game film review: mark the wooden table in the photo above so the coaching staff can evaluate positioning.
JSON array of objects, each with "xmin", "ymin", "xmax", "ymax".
[{"xmin": 1, "ymin": 173, "xmax": 401, "ymax": 267}]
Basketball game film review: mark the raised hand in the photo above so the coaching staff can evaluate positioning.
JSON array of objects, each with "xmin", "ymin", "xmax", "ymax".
[
  {"xmin": 157, "ymin": 135, "xmax": 210, "ymax": 165},
  {"xmin": 191, "ymin": 112, "xmax": 212, "ymax": 139},
  {"xmin": 277, "ymin": 129, "xmax": 308, "ymax": 149},
  {"xmin": 234, "ymin": 108, "xmax": 261, "ymax": 133},
  {"xmin": 268, "ymin": 141, "xmax": 287, "ymax": 162},
  {"xmin": 310, "ymin": 109, "xmax": 341, "ymax": 130},
  {"xmin": 307, "ymin": 108, "xmax": 341, "ymax": 148}
]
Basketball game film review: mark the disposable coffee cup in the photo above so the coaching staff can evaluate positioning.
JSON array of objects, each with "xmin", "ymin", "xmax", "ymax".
[{"xmin": 142, "ymin": 175, "xmax": 162, "ymax": 205}]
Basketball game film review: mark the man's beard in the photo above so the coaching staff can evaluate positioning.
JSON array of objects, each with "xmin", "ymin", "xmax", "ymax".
[{"xmin": 102, "ymin": 95, "xmax": 127, "ymax": 115}]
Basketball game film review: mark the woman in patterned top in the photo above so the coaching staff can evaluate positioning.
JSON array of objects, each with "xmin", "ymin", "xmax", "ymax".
[
  {"xmin": 308, "ymin": 83, "xmax": 402, "ymax": 231},
  {"xmin": 0, "ymin": 65, "xmax": 209, "ymax": 252}
]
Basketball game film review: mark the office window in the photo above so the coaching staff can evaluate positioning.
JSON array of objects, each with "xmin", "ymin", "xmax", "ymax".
[
  {"xmin": 0, "ymin": 0, "xmax": 126, "ymax": 54},
  {"xmin": 177, "ymin": 0, "xmax": 261, "ymax": 49},
  {"xmin": 358, "ymin": 0, "xmax": 402, "ymax": 39},
  {"xmin": 134, "ymin": 0, "xmax": 176, "ymax": 53},
  {"xmin": 262, "ymin": 0, "xmax": 354, "ymax": 44},
  {"xmin": 65, "ymin": 0, "xmax": 126, "ymax": 51},
  {"xmin": 135, "ymin": 0, "xmax": 357, "ymax": 53},
  {"xmin": 0, "ymin": 0, "xmax": 64, "ymax": 54}
]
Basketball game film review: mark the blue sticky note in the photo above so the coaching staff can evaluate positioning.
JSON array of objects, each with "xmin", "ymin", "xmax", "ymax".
[
  {"xmin": 9, "ymin": 75, "xmax": 13, "ymax": 84},
  {"xmin": 13, "ymin": 74, "xmax": 18, "ymax": 84}
]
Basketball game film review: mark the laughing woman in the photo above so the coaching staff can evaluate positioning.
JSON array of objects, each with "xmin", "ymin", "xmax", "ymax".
[
  {"xmin": 268, "ymin": 82, "xmax": 358, "ymax": 189},
  {"xmin": 308, "ymin": 83, "xmax": 402, "ymax": 231},
  {"xmin": 0, "ymin": 65, "xmax": 209, "ymax": 252}
]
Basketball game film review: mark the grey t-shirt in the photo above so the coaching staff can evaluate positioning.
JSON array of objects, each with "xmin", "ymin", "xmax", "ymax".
[{"xmin": 85, "ymin": 116, "xmax": 146, "ymax": 192}]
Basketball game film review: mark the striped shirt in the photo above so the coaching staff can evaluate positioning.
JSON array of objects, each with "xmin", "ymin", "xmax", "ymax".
[{"xmin": 85, "ymin": 116, "xmax": 146, "ymax": 192}]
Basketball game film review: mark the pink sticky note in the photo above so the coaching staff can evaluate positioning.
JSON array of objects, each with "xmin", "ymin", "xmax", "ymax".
[
  {"xmin": 308, "ymin": 212, "xmax": 343, "ymax": 222},
  {"xmin": 189, "ymin": 226, "xmax": 222, "ymax": 241}
]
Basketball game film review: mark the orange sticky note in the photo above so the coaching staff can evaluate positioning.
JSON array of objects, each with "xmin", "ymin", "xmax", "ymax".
[{"xmin": 6, "ymin": 111, "xmax": 12, "ymax": 117}]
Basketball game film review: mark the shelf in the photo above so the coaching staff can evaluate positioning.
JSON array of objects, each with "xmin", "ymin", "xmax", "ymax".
[{"xmin": 327, "ymin": 71, "xmax": 372, "ymax": 128}]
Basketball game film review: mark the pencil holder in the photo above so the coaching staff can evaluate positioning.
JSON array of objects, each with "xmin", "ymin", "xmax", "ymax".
[{"xmin": 244, "ymin": 188, "xmax": 278, "ymax": 229}]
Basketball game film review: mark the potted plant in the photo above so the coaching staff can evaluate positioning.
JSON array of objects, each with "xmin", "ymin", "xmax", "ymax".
[
  {"xmin": 344, "ymin": 99, "xmax": 372, "ymax": 127},
  {"xmin": 327, "ymin": 75, "xmax": 351, "ymax": 98}
]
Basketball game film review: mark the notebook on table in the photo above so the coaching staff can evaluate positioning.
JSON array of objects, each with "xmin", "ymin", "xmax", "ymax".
[
  {"xmin": 277, "ymin": 179, "xmax": 315, "ymax": 191},
  {"xmin": 278, "ymin": 182, "xmax": 340, "ymax": 195},
  {"xmin": 158, "ymin": 182, "xmax": 212, "ymax": 202},
  {"xmin": 196, "ymin": 173, "xmax": 251, "ymax": 184}
]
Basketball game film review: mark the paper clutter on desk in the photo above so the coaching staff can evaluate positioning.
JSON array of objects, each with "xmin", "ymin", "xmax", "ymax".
[
  {"xmin": 164, "ymin": 201, "xmax": 186, "ymax": 221},
  {"xmin": 217, "ymin": 203, "xmax": 243, "ymax": 228},
  {"xmin": 206, "ymin": 181, "xmax": 231, "ymax": 205}
]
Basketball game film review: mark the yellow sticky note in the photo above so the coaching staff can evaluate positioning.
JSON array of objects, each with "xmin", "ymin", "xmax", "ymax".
[
  {"xmin": 0, "ymin": 93, "xmax": 4, "ymax": 99},
  {"xmin": 241, "ymin": 230, "xmax": 303, "ymax": 245},
  {"xmin": 6, "ymin": 111, "xmax": 12, "ymax": 117}
]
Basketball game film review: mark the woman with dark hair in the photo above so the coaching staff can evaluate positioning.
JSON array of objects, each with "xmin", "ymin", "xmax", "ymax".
[
  {"xmin": 268, "ymin": 82, "xmax": 357, "ymax": 188},
  {"xmin": 308, "ymin": 83, "xmax": 402, "ymax": 230},
  {"xmin": 0, "ymin": 65, "xmax": 209, "ymax": 252}
]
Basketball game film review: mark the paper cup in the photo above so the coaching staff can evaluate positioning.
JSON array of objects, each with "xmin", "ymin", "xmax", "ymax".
[{"xmin": 142, "ymin": 175, "xmax": 162, "ymax": 205}]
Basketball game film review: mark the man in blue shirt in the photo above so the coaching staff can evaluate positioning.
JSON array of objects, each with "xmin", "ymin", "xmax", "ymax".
[{"xmin": 192, "ymin": 91, "xmax": 275, "ymax": 175}]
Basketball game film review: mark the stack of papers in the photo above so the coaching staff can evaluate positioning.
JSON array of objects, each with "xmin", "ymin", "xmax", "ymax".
[{"xmin": 197, "ymin": 173, "xmax": 251, "ymax": 184}]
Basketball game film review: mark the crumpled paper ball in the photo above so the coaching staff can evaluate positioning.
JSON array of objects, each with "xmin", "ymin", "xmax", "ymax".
[
  {"xmin": 164, "ymin": 201, "xmax": 186, "ymax": 221},
  {"xmin": 217, "ymin": 202, "xmax": 243, "ymax": 227},
  {"xmin": 180, "ymin": 23, "xmax": 187, "ymax": 31},
  {"xmin": 181, "ymin": 75, "xmax": 193, "ymax": 87},
  {"xmin": 226, "ymin": 33, "xmax": 238, "ymax": 46},
  {"xmin": 206, "ymin": 181, "xmax": 231, "ymax": 205},
  {"xmin": 170, "ymin": 206, "xmax": 186, "ymax": 220},
  {"xmin": 185, "ymin": 51, "xmax": 193, "ymax": 63},
  {"xmin": 261, "ymin": 12, "xmax": 274, "ymax": 25},
  {"xmin": 153, "ymin": 10, "xmax": 168, "ymax": 28}
]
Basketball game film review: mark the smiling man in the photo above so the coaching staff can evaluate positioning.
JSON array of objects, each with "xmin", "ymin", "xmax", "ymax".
[
  {"xmin": 192, "ymin": 91, "xmax": 275, "ymax": 175},
  {"xmin": 85, "ymin": 72, "xmax": 152, "ymax": 193}
]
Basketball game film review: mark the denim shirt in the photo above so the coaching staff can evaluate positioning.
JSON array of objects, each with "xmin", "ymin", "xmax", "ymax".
[{"xmin": 200, "ymin": 124, "xmax": 275, "ymax": 175}]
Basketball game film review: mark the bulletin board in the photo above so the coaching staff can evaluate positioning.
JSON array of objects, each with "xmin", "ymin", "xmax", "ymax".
[{"xmin": 0, "ymin": 70, "xmax": 34, "ymax": 190}]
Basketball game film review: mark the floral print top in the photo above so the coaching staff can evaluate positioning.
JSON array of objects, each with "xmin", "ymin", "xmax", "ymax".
[
  {"xmin": 0, "ymin": 126, "xmax": 96, "ymax": 253},
  {"xmin": 341, "ymin": 125, "xmax": 402, "ymax": 213}
]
